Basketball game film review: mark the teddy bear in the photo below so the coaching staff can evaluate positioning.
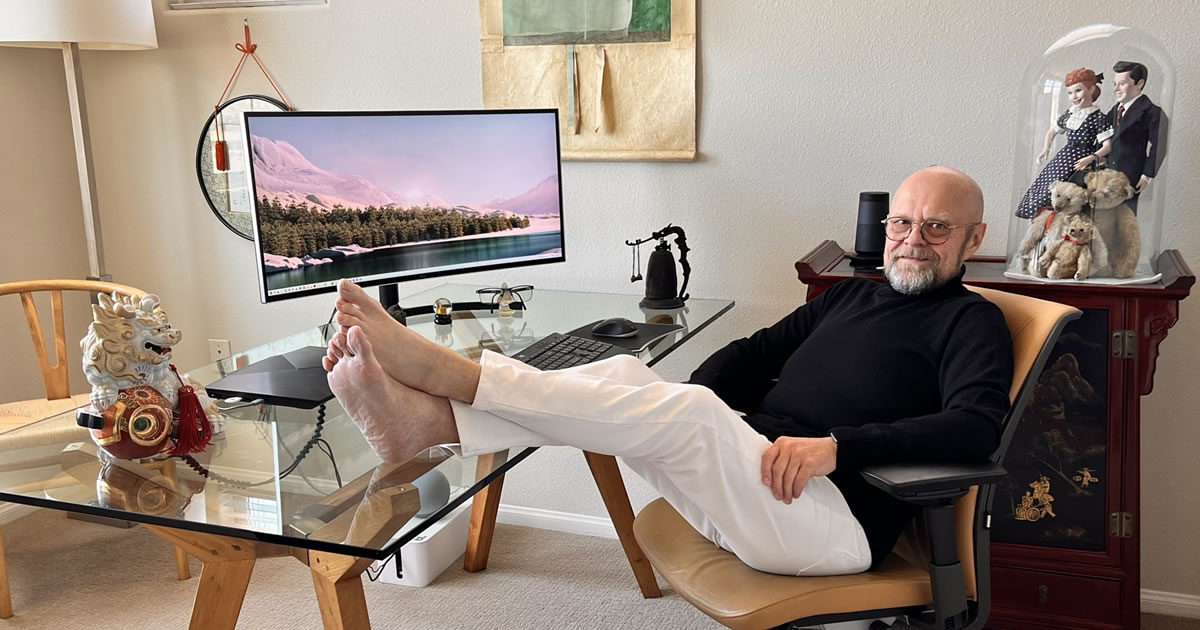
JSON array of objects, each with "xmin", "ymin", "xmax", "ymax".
[
  {"xmin": 1038, "ymin": 213, "xmax": 1098, "ymax": 281},
  {"xmin": 1084, "ymin": 169, "xmax": 1141, "ymax": 278},
  {"xmin": 1015, "ymin": 180, "xmax": 1089, "ymax": 277}
]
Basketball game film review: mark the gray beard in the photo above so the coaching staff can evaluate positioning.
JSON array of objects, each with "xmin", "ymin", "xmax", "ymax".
[{"xmin": 885, "ymin": 262, "xmax": 945, "ymax": 295}]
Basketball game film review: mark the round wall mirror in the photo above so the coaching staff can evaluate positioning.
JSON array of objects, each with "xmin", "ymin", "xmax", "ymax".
[{"xmin": 196, "ymin": 94, "xmax": 289, "ymax": 240}]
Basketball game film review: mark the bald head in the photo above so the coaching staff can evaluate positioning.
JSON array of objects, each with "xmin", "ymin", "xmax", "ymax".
[
  {"xmin": 894, "ymin": 166, "xmax": 985, "ymax": 225},
  {"xmin": 882, "ymin": 166, "xmax": 987, "ymax": 295}
]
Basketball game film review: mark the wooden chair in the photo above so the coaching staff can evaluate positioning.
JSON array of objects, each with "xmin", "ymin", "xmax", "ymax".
[
  {"xmin": 0, "ymin": 279, "xmax": 192, "ymax": 619},
  {"xmin": 631, "ymin": 286, "xmax": 1080, "ymax": 630}
]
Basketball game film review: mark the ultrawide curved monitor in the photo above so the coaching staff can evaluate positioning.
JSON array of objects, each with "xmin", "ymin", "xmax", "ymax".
[{"xmin": 241, "ymin": 109, "xmax": 565, "ymax": 303}]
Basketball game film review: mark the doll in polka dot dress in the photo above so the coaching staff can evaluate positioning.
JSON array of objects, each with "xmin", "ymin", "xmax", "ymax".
[{"xmin": 1016, "ymin": 68, "xmax": 1114, "ymax": 219}]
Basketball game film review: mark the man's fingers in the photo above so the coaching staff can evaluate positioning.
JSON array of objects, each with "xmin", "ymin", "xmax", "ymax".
[
  {"xmin": 792, "ymin": 467, "xmax": 813, "ymax": 499},
  {"xmin": 781, "ymin": 459, "xmax": 801, "ymax": 503},
  {"xmin": 771, "ymin": 453, "xmax": 790, "ymax": 500},
  {"xmin": 760, "ymin": 445, "xmax": 778, "ymax": 487}
]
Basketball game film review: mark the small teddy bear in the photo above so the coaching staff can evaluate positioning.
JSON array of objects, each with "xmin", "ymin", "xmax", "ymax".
[
  {"xmin": 1084, "ymin": 169, "xmax": 1140, "ymax": 278},
  {"xmin": 1039, "ymin": 213, "xmax": 1098, "ymax": 281},
  {"xmin": 1015, "ymin": 180, "xmax": 1088, "ymax": 277}
]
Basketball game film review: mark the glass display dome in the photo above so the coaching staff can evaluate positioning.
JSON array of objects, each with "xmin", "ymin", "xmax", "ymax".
[{"xmin": 1005, "ymin": 25, "xmax": 1175, "ymax": 284}]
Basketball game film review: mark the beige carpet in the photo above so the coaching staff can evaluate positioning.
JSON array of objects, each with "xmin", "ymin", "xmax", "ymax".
[
  {"xmin": 0, "ymin": 509, "xmax": 717, "ymax": 629},
  {"xmin": 3, "ymin": 510, "xmax": 1197, "ymax": 629}
]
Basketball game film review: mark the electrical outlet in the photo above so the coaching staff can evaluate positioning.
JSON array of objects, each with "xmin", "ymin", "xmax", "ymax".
[{"xmin": 208, "ymin": 339, "xmax": 232, "ymax": 362}]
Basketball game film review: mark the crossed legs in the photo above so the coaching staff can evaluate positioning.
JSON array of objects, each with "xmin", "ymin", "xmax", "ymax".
[{"xmin": 324, "ymin": 280, "xmax": 871, "ymax": 575}]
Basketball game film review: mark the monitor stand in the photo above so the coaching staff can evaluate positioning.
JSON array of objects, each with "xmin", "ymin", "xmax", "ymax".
[
  {"xmin": 375, "ymin": 283, "xmax": 525, "ymax": 327},
  {"xmin": 378, "ymin": 283, "xmax": 410, "ymax": 325}
]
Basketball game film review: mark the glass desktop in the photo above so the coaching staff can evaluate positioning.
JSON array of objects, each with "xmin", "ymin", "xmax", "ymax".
[{"xmin": 0, "ymin": 285, "xmax": 734, "ymax": 560}]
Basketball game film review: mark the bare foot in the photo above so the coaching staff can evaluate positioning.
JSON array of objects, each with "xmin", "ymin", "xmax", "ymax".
[
  {"xmin": 334, "ymin": 279, "xmax": 481, "ymax": 402},
  {"xmin": 327, "ymin": 326, "xmax": 459, "ymax": 463},
  {"xmin": 322, "ymin": 330, "xmax": 348, "ymax": 372}
]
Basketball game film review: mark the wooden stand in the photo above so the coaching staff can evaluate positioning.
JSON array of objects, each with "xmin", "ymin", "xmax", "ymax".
[{"xmin": 795, "ymin": 241, "xmax": 1193, "ymax": 630}]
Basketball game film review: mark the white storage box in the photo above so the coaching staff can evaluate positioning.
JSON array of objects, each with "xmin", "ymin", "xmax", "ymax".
[{"xmin": 370, "ymin": 498, "xmax": 473, "ymax": 587}]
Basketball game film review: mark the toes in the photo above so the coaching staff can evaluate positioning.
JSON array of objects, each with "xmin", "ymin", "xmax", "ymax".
[
  {"xmin": 338, "ymin": 279, "xmax": 369, "ymax": 304},
  {"xmin": 322, "ymin": 356, "xmax": 335, "ymax": 372},
  {"xmin": 330, "ymin": 331, "xmax": 348, "ymax": 358},
  {"xmin": 347, "ymin": 326, "xmax": 374, "ymax": 360},
  {"xmin": 336, "ymin": 311, "xmax": 363, "ymax": 329}
]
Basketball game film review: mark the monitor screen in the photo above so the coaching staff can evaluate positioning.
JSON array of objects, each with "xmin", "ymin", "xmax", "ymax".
[{"xmin": 242, "ymin": 109, "xmax": 564, "ymax": 303}]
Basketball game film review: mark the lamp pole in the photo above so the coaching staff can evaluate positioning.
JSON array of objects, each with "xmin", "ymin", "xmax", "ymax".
[{"xmin": 61, "ymin": 42, "xmax": 109, "ymax": 281}]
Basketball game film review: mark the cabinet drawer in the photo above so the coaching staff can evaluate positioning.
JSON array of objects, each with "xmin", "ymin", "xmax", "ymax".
[{"xmin": 992, "ymin": 567, "xmax": 1121, "ymax": 624}]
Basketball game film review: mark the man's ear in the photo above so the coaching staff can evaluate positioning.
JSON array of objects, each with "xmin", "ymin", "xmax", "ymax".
[{"xmin": 966, "ymin": 223, "xmax": 987, "ymax": 256}]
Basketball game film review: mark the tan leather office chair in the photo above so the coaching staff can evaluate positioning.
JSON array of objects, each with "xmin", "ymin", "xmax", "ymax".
[
  {"xmin": 0, "ymin": 279, "xmax": 192, "ymax": 619},
  {"xmin": 632, "ymin": 286, "xmax": 1079, "ymax": 630}
]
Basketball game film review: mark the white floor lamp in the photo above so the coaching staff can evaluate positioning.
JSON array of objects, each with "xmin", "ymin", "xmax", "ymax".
[{"xmin": 0, "ymin": 0, "xmax": 157, "ymax": 281}]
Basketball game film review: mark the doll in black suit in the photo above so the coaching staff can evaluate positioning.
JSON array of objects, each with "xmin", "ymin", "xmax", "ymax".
[{"xmin": 1105, "ymin": 61, "xmax": 1168, "ymax": 212}]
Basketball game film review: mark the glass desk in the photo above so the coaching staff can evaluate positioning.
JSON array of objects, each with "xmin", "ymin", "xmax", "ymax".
[{"xmin": 0, "ymin": 284, "xmax": 733, "ymax": 629}]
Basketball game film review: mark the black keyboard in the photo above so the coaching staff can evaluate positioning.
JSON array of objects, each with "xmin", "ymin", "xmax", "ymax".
[{"xmin": 510, "ymin": 332, "xmax": 629, "ymax": 370}]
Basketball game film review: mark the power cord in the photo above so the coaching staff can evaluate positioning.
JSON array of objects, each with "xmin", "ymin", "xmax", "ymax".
[
  {"xmin": 364, "ymin": 553, "xmax": 398, "ymax": 582},
  {"xmin": 315, "ymin": 438, "xmax": 342, "ymax": 487},
  {"xmin": 178, "ymin": 403, "xmax": 331, "ymax": 489}
]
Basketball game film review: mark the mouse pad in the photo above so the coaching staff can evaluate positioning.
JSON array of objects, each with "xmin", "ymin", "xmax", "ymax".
[{"xmin": 566, "ymin": 321, "xmax": 684, "ymax": 352}]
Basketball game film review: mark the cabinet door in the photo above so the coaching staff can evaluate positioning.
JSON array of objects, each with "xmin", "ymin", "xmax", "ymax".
[{"xmin": 992, "ymin": 297, "xmax": 1126, "ymax": 567}]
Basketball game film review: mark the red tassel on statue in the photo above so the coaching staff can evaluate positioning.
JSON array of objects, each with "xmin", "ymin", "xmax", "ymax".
[{"xmin": 169, "ymin": 365, "xmax": 213, "ymax": 455}]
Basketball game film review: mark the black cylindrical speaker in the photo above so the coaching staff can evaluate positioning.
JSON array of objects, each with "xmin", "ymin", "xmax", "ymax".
[{"xmin": 850, "ymin": 191, "xmax": 889, "ymax": 269}]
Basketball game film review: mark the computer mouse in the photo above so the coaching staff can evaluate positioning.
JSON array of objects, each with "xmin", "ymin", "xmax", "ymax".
[{"xmin": 592, "ymin": 317, "xmax": 638, "ymax": 338}]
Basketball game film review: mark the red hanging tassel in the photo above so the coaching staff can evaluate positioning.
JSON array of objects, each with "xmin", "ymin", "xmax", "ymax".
[
  {"xmin": 169, "ymin": 365, "xmax": 213, "ymax": 455},
  {"xmin": 214, "ymin": 139, "xmax": 228, "ymax": 171}
]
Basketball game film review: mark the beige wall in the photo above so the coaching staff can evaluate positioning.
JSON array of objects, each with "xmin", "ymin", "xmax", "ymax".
[
  {"xmin": 0, "ymin": 49, "xmax": 91, "ymax": 403},
  {"xmin": 2, "ymin": 0, "xmax": 1198, "ymax": 598}
]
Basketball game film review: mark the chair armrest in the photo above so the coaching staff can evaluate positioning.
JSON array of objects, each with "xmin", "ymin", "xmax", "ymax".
[{"xmin": 860, "ymin": 462, "xmax": 1007, "ymax": 501}]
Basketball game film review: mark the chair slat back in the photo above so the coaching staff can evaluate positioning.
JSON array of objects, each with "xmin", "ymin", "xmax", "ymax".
[{"xmin": 0, "ymin": 279, "xmax": 146, "ymax": 400}]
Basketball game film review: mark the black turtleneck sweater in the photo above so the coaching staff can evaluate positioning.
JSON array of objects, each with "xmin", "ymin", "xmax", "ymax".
[{"xmin": 687, "ymin": 272, "xmax": 1013, "ymax": 568}]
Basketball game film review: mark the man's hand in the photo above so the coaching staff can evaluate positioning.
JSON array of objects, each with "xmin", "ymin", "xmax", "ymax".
[
  {"xmin": 760, "ymin": 436, "xmax": 837, "ymax": 504},
  {"xmin": 1137, "ymin": 175, "xmax": 1152, "ymax": 192}
]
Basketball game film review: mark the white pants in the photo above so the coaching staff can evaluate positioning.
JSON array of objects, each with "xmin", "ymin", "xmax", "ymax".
[{"xmin": 449, "ymin": 351, "xmax": 871, "ymax": 576}]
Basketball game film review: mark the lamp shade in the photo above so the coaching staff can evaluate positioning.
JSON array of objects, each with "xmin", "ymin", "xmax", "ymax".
[{"xmin": 0, "ymin": 0, "xmax": 157, "ymax": 50}]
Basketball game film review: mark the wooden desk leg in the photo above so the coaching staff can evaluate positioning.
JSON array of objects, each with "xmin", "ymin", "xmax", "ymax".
[
  {"xmin": 174, "ymin": 546, "xmax": 192, "ymax": 581},
  {"xmin": 463, "ymin": 470, "xmax": 505, "ymax": 573},
  {"xmin": 0, "ymin": 528, "xmax": 12, "ymax": 619},
  {"xmin": 308, "ymin": 551, "xmax": 373, "ymax": 630},
  {"xmin": 157, "ymin": 460, "xmax": 191, "ymax": 581},
  {"xmin": 143, "ymin": 525, "xmax": 257, "ymax": 630},
  {"xmin": 583, "ymin": 451, "xmax": 662, "ymax": 599}
]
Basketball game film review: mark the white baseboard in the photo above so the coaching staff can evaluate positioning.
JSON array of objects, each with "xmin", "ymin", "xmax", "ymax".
[
  {"xmin": 497, "ymin": 504, "xmax": 618, "ymax": 539},
  {"xmin": 1142, "ymin": 588, "xmax": 1200, "ymax": 619}
]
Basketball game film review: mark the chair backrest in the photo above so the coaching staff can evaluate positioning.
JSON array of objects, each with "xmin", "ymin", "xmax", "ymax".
[
  {"xmin": 892, "ymin": 286, "xmax": 1079, "ymax": 600},
  {"xmin": 0, "ymin": 279, "xmax": 146, "ymax": 400}
]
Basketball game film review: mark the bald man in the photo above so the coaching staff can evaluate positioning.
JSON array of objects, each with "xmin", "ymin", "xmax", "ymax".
[{"xmin": 323, "ymin": 166, "xmax": 1013, "ymax": 577}]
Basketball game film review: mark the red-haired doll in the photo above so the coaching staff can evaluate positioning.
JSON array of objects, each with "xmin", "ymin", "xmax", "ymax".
[{"xmin": 1017, "ymin": 68, "xmax": 1113, "ymax": 218}]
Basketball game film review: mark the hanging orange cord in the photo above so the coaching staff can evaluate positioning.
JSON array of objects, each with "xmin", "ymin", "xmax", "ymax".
[{"xmin": 212, "ymin": 19, "xmax": 294, "ymax": 171}]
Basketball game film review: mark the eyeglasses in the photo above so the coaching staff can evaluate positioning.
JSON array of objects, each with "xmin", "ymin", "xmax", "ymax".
[
  {"xmin": 881, "ymin": 217, "xmax": 980, "ymax": 245},
  {"xmin": 476, "ymin": 284, "xmax": 533, "ymax": 312}
]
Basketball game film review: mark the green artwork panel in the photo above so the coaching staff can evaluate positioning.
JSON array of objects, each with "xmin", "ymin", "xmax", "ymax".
[
  {"xmin": 503, "ymin": 0, "xmax": 670, "ymax": 46},
  {"xmin": 629, "ymin": 0, "xmax": 670, "ymax": 34}
]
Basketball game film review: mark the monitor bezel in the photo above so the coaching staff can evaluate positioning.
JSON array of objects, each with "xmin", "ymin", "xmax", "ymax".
[{"xmin": 241, "ymin": 108, "xmax": 566, "ymax": 304}]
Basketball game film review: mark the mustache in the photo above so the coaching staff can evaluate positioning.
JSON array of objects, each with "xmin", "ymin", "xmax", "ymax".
[{"xmin": 891, "ymin": 247, "xmax": 938, "ymax": 261}]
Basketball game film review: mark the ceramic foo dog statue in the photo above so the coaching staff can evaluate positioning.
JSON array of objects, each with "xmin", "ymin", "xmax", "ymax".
[{"xmin": 77, "ymin": 292, "xmax": 220, "ymax": 459}]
